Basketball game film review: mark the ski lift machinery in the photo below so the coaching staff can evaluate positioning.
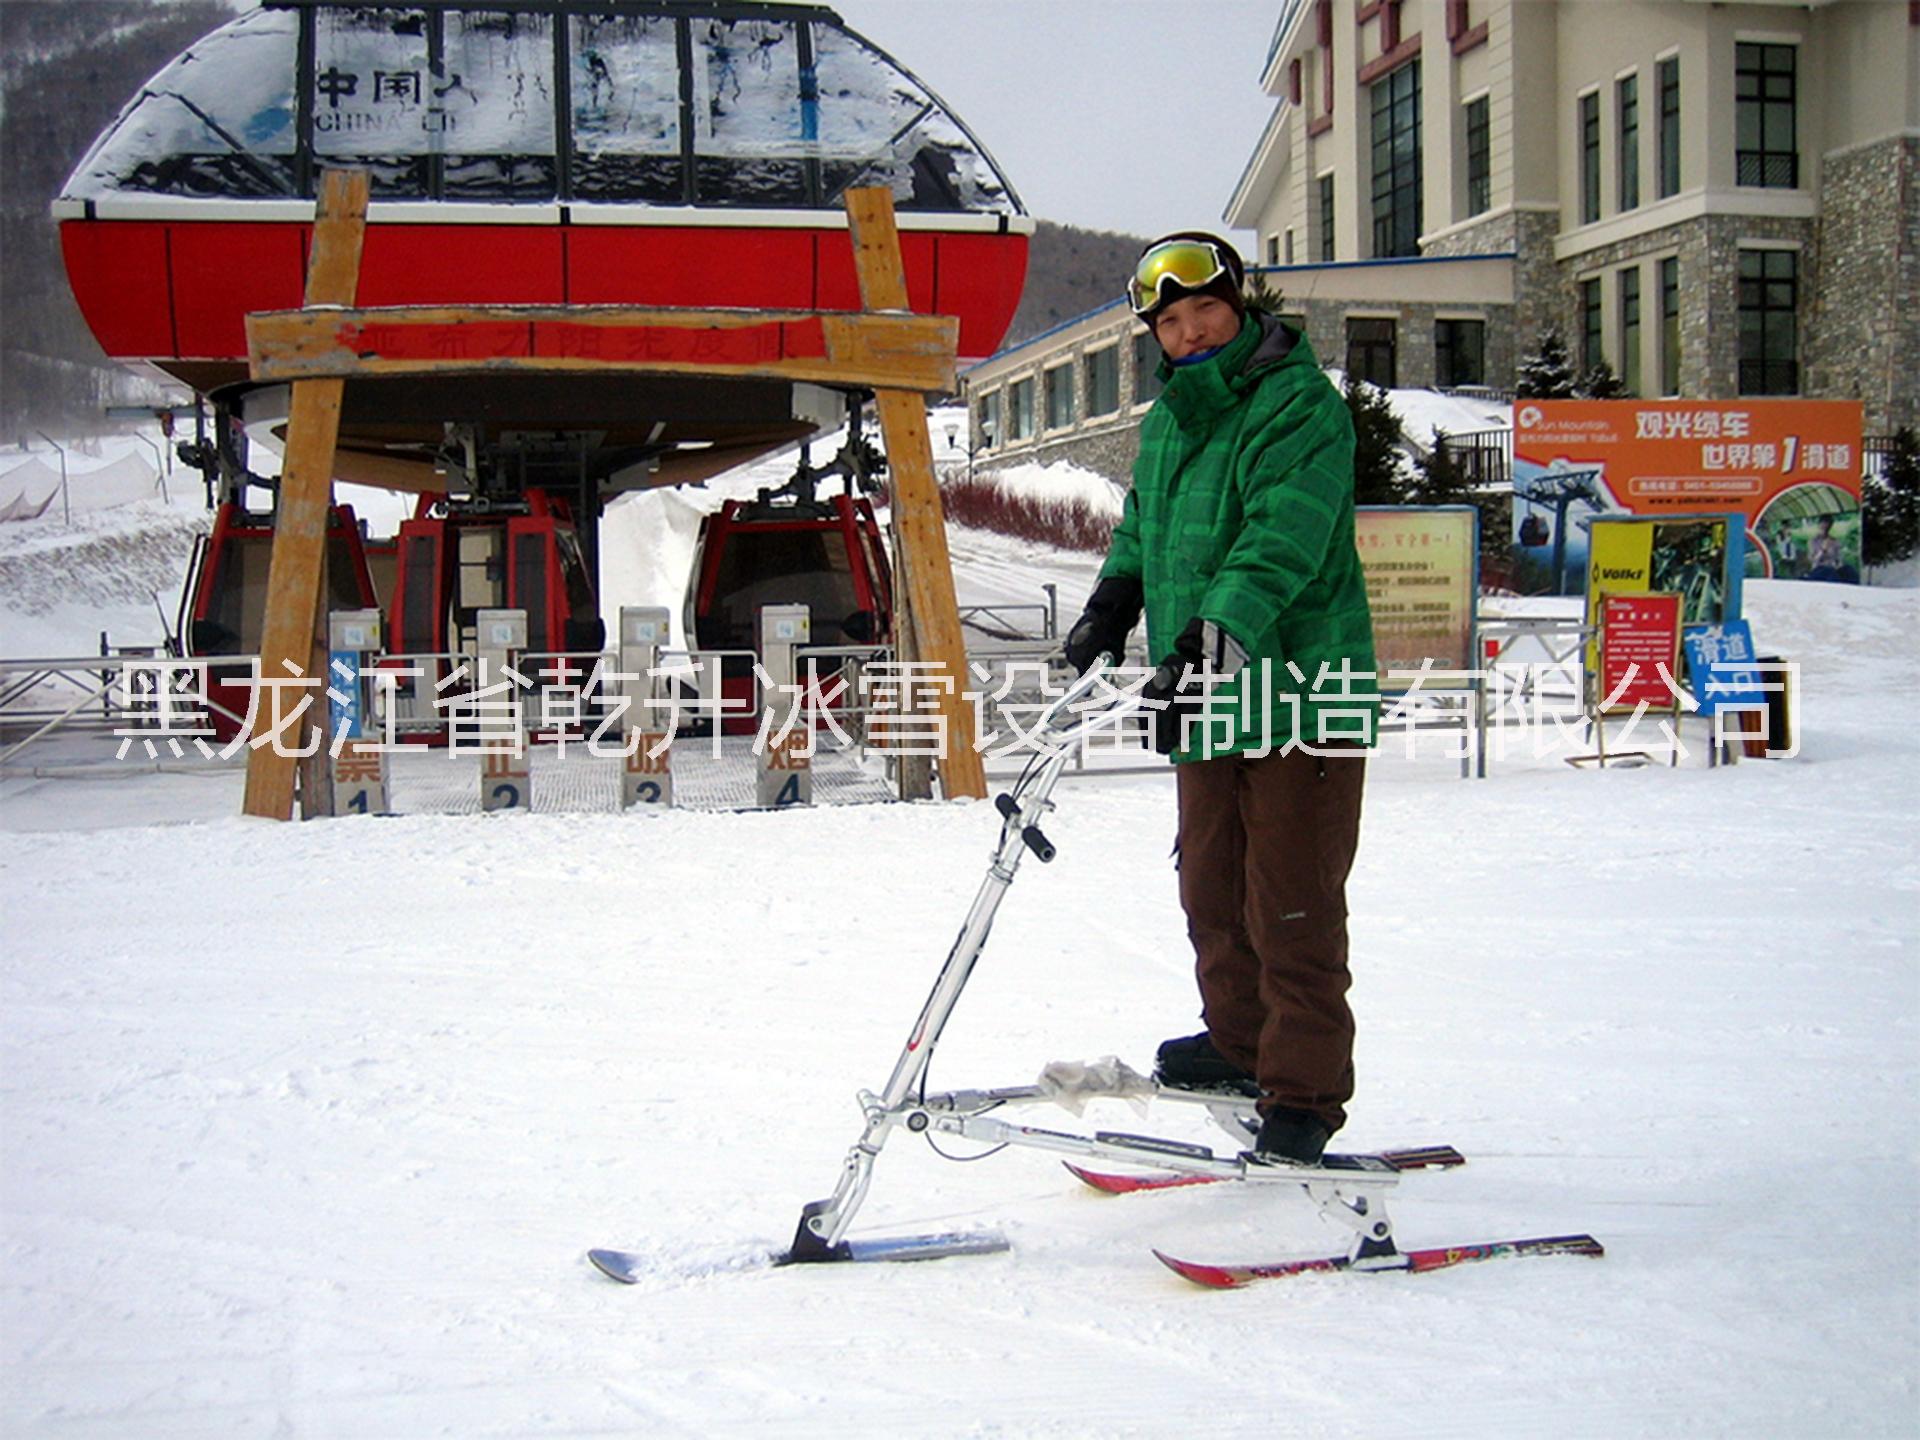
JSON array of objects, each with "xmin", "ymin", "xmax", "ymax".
[{"xmin": 589, "ymin": 666, "xmax": 1605, "ymax": 1286}]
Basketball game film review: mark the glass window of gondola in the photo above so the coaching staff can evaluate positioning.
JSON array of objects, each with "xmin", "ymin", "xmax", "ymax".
[
  {"xmin": 70, "ymin": 8, "xmax": 303, "ymax": 198},
  {"xmin": 65, "ymin": 3, "xmax": 1017, "ymax": 214},
  {"xmin": 311, "ymin": 7, "xmax": 559, "ymax": 200},
  {"xmin": 312, "ymin": 7, "xmax": 433, "ymax": 197},
  {"xmin": 689, "ymin": 17, "xmax": 810, "ymax": 207},
  {"xmin": 569, "ymin": 13, "xmax": 683, "ymax": 203},
  {"xmin": 811, "ymin": 24, "xmax": 1005, "ymax": 213},
  {"xmin": 441, "ymin": 10, "xmax": 558, "ymax": 200},
  {"xmin": 705, "ymin": 529, "xmax": 860, "ymax": 653}
]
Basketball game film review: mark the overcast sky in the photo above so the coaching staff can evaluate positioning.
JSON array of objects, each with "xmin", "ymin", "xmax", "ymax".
[{"xmin": 827, "ymin": 0, "xmax": 1281, "ymax": 244}]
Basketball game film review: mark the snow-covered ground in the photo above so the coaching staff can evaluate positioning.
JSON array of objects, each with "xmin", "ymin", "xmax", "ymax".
[{"xmin": 2, "ymin": 431, "xmax": 1918, "ymax": 1437}]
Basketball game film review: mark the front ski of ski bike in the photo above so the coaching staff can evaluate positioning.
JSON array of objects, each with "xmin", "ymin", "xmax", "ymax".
[{"xmin": 783, "ymin": 660, "xmax": 1139, "ymax": 1264}]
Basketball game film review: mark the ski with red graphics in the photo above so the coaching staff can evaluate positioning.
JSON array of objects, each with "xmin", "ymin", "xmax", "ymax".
[
  {"xmin": 1064, "ymin": 1143, "xmax": 1466, "ymax": 1194},
  {"xmin": 1153, "ymin": 1233, "xmax": 1605, "ymax": 1288}
]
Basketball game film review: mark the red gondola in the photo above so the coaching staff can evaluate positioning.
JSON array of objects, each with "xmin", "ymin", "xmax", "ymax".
[
  {"xmin": 180, "ymin": 497, "xmax": 379, "ymax": 739},
  {"xmin": 390, "ymin": 489, "xmax": 602, "ymax": 661},
  {"xmin": 385, "ymin": 489, "xmax": 603, "ymax": 735},
  {"xmin": 688, "ymin": 453, "xmax": 890, "ymax": 732}
]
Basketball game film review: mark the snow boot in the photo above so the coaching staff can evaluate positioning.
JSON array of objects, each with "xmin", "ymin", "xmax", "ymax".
[
  {"xmin": 1153, "ymin": 1031, "xmax": 1259, "ymax": 1097},
  {"xmin": 1248, "ymin": 1105, "xmax": 1332, "ymax": 1165}
]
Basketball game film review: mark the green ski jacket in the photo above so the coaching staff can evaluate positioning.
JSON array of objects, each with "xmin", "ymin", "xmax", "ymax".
[{"xmin": 1101, "ymin": 312, "xmax": 1378, "ymax": 761}]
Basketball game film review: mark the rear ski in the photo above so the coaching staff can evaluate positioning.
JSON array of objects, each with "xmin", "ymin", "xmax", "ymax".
[{"xmin": 1154, "ymin": 1233, "xmax": 1607, "ymax": 1288}]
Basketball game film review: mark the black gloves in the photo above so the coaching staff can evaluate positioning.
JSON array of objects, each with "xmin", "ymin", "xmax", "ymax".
[
  {"xmin": 1062, "ymin": 575, "xmax": 1144, "ymax": 675},
  {"xmin": 1142, "ymin": 616, "xmax": 1250, "ymax": 754}
]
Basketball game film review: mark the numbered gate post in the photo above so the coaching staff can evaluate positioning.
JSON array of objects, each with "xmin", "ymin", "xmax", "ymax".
[
  {"xmin": 476, "ymin": 608, "xmax": 531, "ymax": 811},
  {"xmin": 618, "ymin": 605, "xmax": 674, "ymax": 810},
  {"xmin": 756, "ymin": 603, "xmax": 812, "ymax": 809},
  {"xmin": 327, "ymin": 607, "xmax": 389, "ymax": 815}
]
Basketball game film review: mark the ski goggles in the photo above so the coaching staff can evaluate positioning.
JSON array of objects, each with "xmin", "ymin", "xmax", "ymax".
[{"xmin": 1127, "ymin": 238, "xmax": 1232, "ymax": 316}]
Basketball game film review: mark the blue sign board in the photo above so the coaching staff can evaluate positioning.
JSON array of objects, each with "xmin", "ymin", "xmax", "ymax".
[{"xmin": 1682, "ymin": 620, "xmax": 1765, "ymax": 715}]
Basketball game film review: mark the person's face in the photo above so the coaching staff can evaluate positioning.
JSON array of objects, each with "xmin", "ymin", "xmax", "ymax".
[{"xmin": 1152, "ymin": 294, "xmax": 1242, "ymax": 361}]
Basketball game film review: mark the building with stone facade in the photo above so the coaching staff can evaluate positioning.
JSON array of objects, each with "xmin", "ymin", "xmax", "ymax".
[{"xmin": 963, "ymin": 0, "xmax": 1917, "ymax": 481}]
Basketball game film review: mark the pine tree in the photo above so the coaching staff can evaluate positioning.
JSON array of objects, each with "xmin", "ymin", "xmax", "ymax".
[
  {"xmin": 1345, "ymin": 375, "xmax": 1410, "ymax": 505},
  {"xmin": 1578, "ymin": 359, "xmax": 1629, "ymax": 399},
  {"xmin": 1410, "ymin": 427, "xmax": 1471, "ymax": 505},
  {"xmin": 1413, "ymin": 429, "xmax": 1512, "ymax": 582},
  {"xmin": 1516, "ymin": 326, "xmax": 1579, "ymax": 399},
  {"xmin": 1242, "ymin": 272, "xmax": 1286, "ymax": 317},
  {"xmin": 1862, "ymin": 427, "xmax": 1920, "ymax": 568}
]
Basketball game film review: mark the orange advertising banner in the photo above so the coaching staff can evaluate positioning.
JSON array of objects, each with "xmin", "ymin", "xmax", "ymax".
[{"xmin": 1513, "ymin": 399, "xmax": 1864, "ymax": 591}]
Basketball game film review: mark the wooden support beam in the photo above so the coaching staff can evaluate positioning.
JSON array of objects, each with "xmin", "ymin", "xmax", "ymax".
[
  {"xmin": 843, "ymin": 187, "xmax": 986, "ymax": 802},
  {"xmin": 246, "ymin": 304, "xmax": 958, "ymax": 394},
  {"xmin": 241, "ymin": 169, "xmax": 368, "ymax": 820}
]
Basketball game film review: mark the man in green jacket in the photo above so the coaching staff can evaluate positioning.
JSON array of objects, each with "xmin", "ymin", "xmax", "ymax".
[{"xmin": 1063, "ymin": 232, "xmax": 1377, "ymax": 1164}]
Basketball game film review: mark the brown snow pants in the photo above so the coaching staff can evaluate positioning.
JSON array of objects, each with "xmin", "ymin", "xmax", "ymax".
[{"xmin": 1175, "ymin": 745, "xmax": 1366, "ymax": 1132}]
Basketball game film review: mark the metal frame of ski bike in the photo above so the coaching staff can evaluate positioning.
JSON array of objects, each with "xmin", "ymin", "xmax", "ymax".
[{"xmin": 776, "ymin": 659, "xmax": 1405, "ymax": 1271}]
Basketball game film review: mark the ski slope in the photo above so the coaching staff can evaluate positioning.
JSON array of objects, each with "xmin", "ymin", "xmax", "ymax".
[{"xmin": 2, "ymin": 447, "xmax": 1918, "ymax": 1437}]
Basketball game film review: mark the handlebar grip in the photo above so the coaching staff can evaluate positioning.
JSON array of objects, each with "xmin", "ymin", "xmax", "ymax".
[{"xmin": 1021, "ymin": 826, "xmax": 1056, "ymax": 863}]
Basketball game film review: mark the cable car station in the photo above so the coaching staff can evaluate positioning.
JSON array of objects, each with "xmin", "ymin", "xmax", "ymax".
[{"xmin": 46, "ymin": 1, "xmax": 1036, "ymax": 819}]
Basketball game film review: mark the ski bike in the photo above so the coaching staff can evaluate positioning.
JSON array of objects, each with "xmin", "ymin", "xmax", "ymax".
[{"xmin": 591, "ymin": 661, "xmax": 1601, "ymax": 1288}]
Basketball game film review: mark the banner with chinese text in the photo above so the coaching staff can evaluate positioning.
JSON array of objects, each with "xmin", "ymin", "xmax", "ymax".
[
  {"xmin": 1597, "ymin": 592, "xmax": 1683, "ymax": 714},
  {"xmin": 1355, "ymin": 506, "xmax": 1478, "ymax": 686},
  {"xmin": 1513, "ymin": 399, "xmax": 1863, "ymax": 593}
]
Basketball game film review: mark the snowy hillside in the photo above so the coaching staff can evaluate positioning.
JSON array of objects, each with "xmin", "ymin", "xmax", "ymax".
[{"xmin": 2, "ymin": 435, "xmax": 1918, "ymax": 1437}]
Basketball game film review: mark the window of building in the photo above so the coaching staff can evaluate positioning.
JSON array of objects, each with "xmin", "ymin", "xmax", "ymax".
[
  {"xmin": 1007, "ymin": 376, "xmax": 1035, "ymax": 440},
  {"xmin": 1619, "ymin": 265, "xmax": 1642, "ymax": 396},
  {"xmin": 1736, "ymin": 43, "xmax": 1798, "ymax": 188},
  {"xmin": 1370, "ymin": 61, "xmax": 1423, "ymax": 257},
  {"xmin": 1739, "ymin": 249, "xmax": 1798, "ymax": 394},
  {"xmin": 1318, "ymin": 173, "xmax": 1336, "ymax": 262},
  {"xmin": 1617, "ymin": 74, "xmax": 1640, "ymax": 212},
  {"xmin": 1660, "ymin": 255, "xmax": 1681, "ymax": 396},
  {"xmin": 1347, "ymin": 317, "xmax": 1398, "ymax": 389},
  {"xmin": 1465, "ymin": 95, "xmax": 1490, "ymax": 217},
  {"xmin": 1580, "ymin": 277, "xmax": 1603, "ymax": 374},
  {"xmin": 1579, "ymin": 90, "xmax": 1601, "ymax": 225},
  {"xmin": 1434, "ymin": 318, "xmax": 1485, "ymax": 388},
  {"xmin": 1043, "ymin": 363, "xmax": 1074, "ymax": 430},
  {"xmin": 1132, "ymin": 331, "xmax": 1163, "ymax": 406},
  {"xmin": 1657, "ymin": 55, "xmax": 1681, "ymax": 198},
  {"xmin": 978, "ymin": 390, "xmax": 1002, "ymax": 449},
  {"xmin": 1267, "ymin": 235, "xmax": 1281, "ymax": 265},
  {"xmin": 1285, "ymin": 228, "xmax": 1296, "ymax": 264},
  {"xmin": 1085, "ymin": 346, "xmax": 1120, "ymax": 418}
]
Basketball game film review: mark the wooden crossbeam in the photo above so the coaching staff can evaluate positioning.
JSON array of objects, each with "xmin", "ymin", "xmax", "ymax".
[
  {"xmin": 844, "ymin": 187, "xmax": 986, "ymax": 801},
  {"xmin": 242, "ymin": 179, "xmax": 982, "ymax": 816},
  {"xmin": 242, "ymin": 168, "xmax": 367, "ymax": 820},
  {"xmin": 246, "ymin": 304, "xmax": 958, "ymax": 394}
]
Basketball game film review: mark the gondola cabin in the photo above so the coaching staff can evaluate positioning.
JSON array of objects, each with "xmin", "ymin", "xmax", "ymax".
[
  {"xmin": 688, "ymin": 475, "xmax": 889, "ymax": 732},
  {"xmin": 387, "ymin": 490, "xmax": 604, "ymax": 733},
  {"xmin": 181, "ymin": 499, "xmax": 379, "ymax": 739}
]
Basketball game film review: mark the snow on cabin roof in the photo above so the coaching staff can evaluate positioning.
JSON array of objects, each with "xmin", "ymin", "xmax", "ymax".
[{"xmin": 60, "ymin": 1, "xmax": 1024, "ymax": 216}]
